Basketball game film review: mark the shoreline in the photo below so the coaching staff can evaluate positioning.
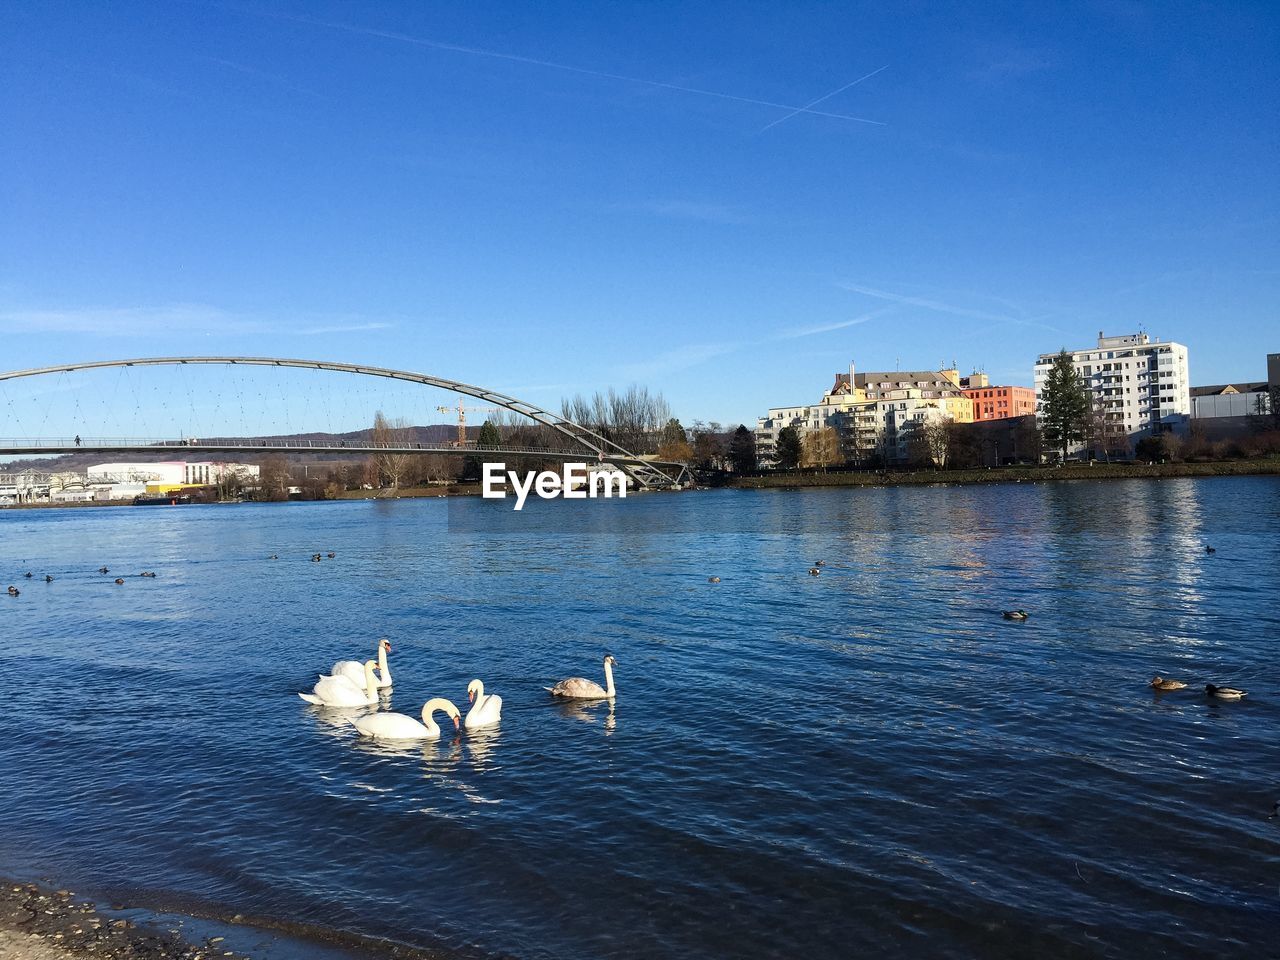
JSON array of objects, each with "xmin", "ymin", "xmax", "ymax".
[
  {"xmin": 0, "ymin": 875, "xmax": 461, "ymax": 960},
  {"xmin": 0, "ymin": 878, "xmax": 254, "ymax": 960},
  {"xmin": 732, "ymin": 458, "xmax": 1280, "ymax": 490},
  {"xmin": 0, "ymin": 485, "xmax": 487, "ymax": 512}
]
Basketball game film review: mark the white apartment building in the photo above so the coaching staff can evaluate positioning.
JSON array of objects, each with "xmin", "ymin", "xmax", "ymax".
[
  {"xmin": 1034, "ymin": 332, "xmax": 1190, "ymax": 440},
  {"xmin": 87, "ymin": 461, "xmax": 261, "ymax": 487}
]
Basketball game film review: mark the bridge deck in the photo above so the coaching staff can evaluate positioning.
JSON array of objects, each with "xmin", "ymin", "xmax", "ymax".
[{"xmin": 0, "ymin": 439, "xmax": 682, "ymax": 469}]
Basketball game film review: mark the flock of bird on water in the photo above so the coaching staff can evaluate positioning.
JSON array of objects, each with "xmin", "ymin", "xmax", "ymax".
[
  {"xmin": 298, "ymin": 635, "xmax": 618, "ymax": 740},
  {"xmin": 4, "ymin": 542, "xmax": 1249, "ymax": 709}
]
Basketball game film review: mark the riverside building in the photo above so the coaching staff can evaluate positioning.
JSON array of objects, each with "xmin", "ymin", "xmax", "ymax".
[
  {"xmin": 755, "ymin": 362, "xmax": 977, "ymax": 466},
  {"xmin": 1034, "ymin": 332, "xmax": 1190, "ymax": 442},
  {"xmin": 961, "ymin": 374, "xmax": 1037, "ymax": 421}
]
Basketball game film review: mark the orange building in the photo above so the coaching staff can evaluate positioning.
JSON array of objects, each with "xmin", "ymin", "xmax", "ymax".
[{"xmin": 962, "ymin": 385, "xmax": 1037, "ymax": 421}]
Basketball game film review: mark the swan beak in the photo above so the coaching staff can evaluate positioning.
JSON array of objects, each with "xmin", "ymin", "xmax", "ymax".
[
  {"xmin": 468, "ymin": 691, "xmax": 475, "ymax": 703},
  {"xmin": 452, "ymin": 716, "xmax": 460, "ymax": 729}
]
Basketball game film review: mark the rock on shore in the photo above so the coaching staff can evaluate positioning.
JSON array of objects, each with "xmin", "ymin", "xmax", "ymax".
[{"xmin": 0, "ymin": 882, "xmax": 251, "ymax": 960}]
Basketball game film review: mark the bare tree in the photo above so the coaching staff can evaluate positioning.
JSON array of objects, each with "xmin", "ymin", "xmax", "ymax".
[
  {"xmin": 371, "ymin": 410, "xmax": 414, "ymax": 489},
  {"xmin": 801, "ymin": 427, "xmax": 842, "ymax": 470},
  {"xmin": 921, "ymin": 416, "xmax": 953, "ymax": 468},
  {"xmin": 561, "ymin": 385, "xmax": 672, "ymax": 453},
  {"xmin": 257, "ymin": 455, "xmax": 290, "ymax": 501}
]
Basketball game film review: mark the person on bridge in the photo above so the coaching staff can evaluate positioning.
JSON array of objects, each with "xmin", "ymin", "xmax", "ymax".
[{"xmin": 74, "ymin": 435, "xmax": 81, "ymax": 446}]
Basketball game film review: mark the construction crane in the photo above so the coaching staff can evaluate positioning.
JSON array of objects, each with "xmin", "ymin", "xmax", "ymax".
[{"xmin": 437, "ymin": 399, "xmax": 501, "ymax": 445}]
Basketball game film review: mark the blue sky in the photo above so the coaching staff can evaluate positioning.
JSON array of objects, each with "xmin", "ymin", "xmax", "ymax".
[{"xmin": 2, "ymin": 1, "xmax": 1277, "ymax": 431}]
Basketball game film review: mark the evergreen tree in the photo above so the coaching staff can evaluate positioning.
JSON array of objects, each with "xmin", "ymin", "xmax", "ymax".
[
  {"xmin": 659, "ymin": 418, "xmax": 687, "ymax": 447},
  {"xmin": 728, "ymin": 425, "xmax": 757, "ymax": 474},
  {"xmin": 1040, "ymin": 350, "xmax": 1090, "ymax": 462},
  {"xmin": 656, "ymin": 418, "xmax": 694, "ymax": 462},
  {"xmin": 775, "ymin": 426, "xmax": 802, "ymax": 470},
  {"xmin": 464, "ymin": 420, "xmax": 503, "ymax": 480}
]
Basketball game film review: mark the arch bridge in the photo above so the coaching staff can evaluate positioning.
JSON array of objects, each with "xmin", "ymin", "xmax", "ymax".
[{"xmin": 0, "ymin": 357, "xmax": 690, "ymax": 489}]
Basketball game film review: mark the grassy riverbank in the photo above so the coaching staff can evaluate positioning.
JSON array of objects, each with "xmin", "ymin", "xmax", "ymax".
[{"xmin": 733, "ymin": 458, "xmax": 1280, "ymax": 489}]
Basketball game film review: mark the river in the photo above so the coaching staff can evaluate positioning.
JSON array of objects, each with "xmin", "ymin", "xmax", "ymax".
[{"xmin": 2, "ymin": 478, "xmax": 1278, "ymax": 958}]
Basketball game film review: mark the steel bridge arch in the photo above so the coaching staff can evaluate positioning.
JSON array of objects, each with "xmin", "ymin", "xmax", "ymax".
[{"xmin": 0, "ymin": 356, "xmax": 685, "ymax": 488}]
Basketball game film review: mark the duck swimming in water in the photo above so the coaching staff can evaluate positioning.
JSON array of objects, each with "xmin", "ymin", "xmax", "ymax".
[
  {"xmin": 327, "ymin": 552, "xmax": 336, "ymax": 559},
  {"xmin": 44, "ymin": 575, "xmax": 53, "ymax": 583},
  {"xmin": 23, "ymin": 572, "xmax": 32, "ymax": 579},
  {"xmin": 1204, "ymin": 545, "xmax": 1216, "ymax": 554},
  {"xmin": 808, "ymin": 567, "xmax": 821, "ymax": 576},
  {"xmin": 98, "ymin": 566, "xmax": 109, "ymax": 574},
  {"xmin": 1150, "ymin": 676, "xmax": 1187, "ymax": 691},
  {"xmin": 1206, "ymin": 684, "xmax": 1247, "ymax": 700},
  {"xmin": 1002, "ymin": 610, "xmax": 1029, "ymax": 621},
  {"xmin": 6, "ymin": 586, "xmax": 18, "ymax": 596},
  {"xmin": 814, "ymin": 560, "xmax": 826, "ymax": 567},
  {"xmin": 708, "ymin": 576, "xmax": 721, "ymax": 583},
  {"xmin": 114, "ymin": 578, "xmax": 125, "ymax": 585},
  {"xmin": 140, "ymin": 571, "xmax": 156, "ymax": 578}
]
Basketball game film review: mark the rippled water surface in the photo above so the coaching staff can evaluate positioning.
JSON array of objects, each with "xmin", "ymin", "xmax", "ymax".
[{"xmin": 2, "ymin": 479, "xmax": 1279, "ymax": 959}]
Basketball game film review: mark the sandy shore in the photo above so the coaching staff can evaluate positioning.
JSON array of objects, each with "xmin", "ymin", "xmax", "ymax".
[{"xmin": 0, "ymin": 881, "xmax": 251, "ymax": 960}]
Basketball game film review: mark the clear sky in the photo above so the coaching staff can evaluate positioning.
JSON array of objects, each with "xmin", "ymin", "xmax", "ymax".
[{"xmin": 2, "ymin": 1, "xmax": 1277, "ymax": 430}]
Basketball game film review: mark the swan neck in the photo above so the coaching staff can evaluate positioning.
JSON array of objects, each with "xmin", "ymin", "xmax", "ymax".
[
  {"xmin": 422, "ymin": 697, "xmax": 455, "ymax": 732},
  {"xmin": 364, "ymin": 662, "xmax": 378, "ymax": 697},
  {"xmin": 603, "ymin": 660, "xmax": 615, "ymax": 697},
  {"xmin": 377, "ymin": 643, "xmax": 391, "ymax": 682}
]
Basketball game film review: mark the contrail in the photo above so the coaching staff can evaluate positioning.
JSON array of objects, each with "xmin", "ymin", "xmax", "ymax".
[
  {"xmin": 758, "ymin": 64, "xmax": 888, "ymax": 133},
  {"xmin": 271, "ymin": 12, "xmax": 886, "ymax": 126}
]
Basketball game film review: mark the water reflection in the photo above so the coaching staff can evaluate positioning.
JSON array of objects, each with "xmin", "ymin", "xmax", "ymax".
[
  {"xmin": 464, "ymin": 726, "xmax": 502, "ymax": 768},
  {"xmin": 302, "ymin": 703, "xmax": 376, "ymax": 739},
  {"xmin": 555, "ymin": 698, "xmax": 617, "ymax": 732}
]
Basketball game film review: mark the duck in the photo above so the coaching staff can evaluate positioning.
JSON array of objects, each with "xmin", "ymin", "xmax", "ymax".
[
  {"xmin": 1206, "ymin": 684, "xmax": 1247, "ymax": 700},
  {"xmin": 1150, "ymin": 676, "xmax": 1187, "ymax": 691},
  {"xmin": 300, "ymin": 659, "xmax": 380, "ymax": 707},
  {"xmin": 6, "ymin": 586, "xmax": 18, "ymax": 596},
  {"xmin": 1002, "ymin": 610, "xmax": 1030, "ymax": 621},
  {"xmin": 464, "ymin": 679, "xmax": 503, "ymax": 729},
  {"xmin": 327, "ymin": 552, "xmax": 336, "ymax": 559},
  {"xmin": 114, "ymin": 578, "xmax": 125, "ymax": 585},
  {"xmin": 311, "ymin": 554, "xmax": 322, "ymax": 562},
  {"xmin": 351, "ymin": 698, "xmax": 461, "ymax": 740},
  {"xmin": 1204, "ymin": 545, "xmax": 1216, "ymax": 554},
  {"xmin": 140, "ymin": 571, "xmax": 156, "ymax": 578},
  {"xmin": 23, "ymin": 572, "xmax": 32, "ymax": 579},
  {"xmin": 330, "ymin": 638, "xmax": 392, "ymax": 690},
  {"xmin": 814, "ymin": 559, "xmax": 826, "ymax": 567},
  {"xmin": 267, "ymin": 554, "xmax": 278, "ymax": 560},
  {"xmin": 547, "ymin": 654, "xmax": 617, "ymax": 700},
  {"xmin": 708, "ymin": 576, "xmax": 721, "ymax": 583},
  {"xmin": 43, "ymin": 575, "xmax": 53, "ymax": 583},
  {"xmin": 808, "ymin": 567, "xmax": 821, "ymax": 576},
  {"xmin": 98, "ymin": 566, "xmax": 109, "ymax": 574}
]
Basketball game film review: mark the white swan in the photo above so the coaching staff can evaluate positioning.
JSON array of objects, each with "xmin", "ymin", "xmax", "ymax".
[
  {"xmin": 351, "ymin": 698, "xmax": 461, "ymax": 740},
  {"xmin": 547, "ymin": 654, "xmax": 616, "ymax": 699},
  {"xmin": 464, "ymin": 679, "xmax": 503, "ymax": 729},
  {"xmin": 331, "ymin": 638, "xmax": 392, "ymax": 689},
  {"xmin": 300, "ymin": 660, "xmax": 379, "ymax": 707}
]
